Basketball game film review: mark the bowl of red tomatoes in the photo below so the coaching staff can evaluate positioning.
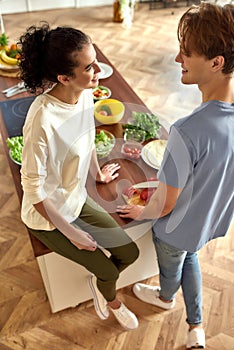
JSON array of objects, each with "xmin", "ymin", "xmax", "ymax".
[{"xmin": 121, "ymin": 141, "xmax": 142, "ymax": 160}]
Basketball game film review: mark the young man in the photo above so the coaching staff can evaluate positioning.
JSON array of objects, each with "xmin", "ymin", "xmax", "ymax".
[{"xmin": 117, "ymin": 2, "xmax": 234, "ymax": 348}]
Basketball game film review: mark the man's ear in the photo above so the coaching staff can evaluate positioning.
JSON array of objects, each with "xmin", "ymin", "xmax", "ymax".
[
  {"xmin": 57, "ymin": 75, "xmax": 70, "ymax": 85},
  {"xmin": 211, "ymin": 55, "xmax": 225, "ymax": 72}
]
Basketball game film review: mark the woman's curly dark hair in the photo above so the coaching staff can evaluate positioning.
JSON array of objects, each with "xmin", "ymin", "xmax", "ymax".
[{"xmin": 18, "ymin": 22, "xmax": 91, "ymax": 94}]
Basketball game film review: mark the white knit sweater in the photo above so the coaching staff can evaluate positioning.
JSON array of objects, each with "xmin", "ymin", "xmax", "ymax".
[{"xmin": 21, "ymin": 89, "xmax": 95, "ymax": 230}]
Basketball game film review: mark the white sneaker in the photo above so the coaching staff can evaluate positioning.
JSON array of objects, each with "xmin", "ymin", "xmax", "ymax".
[
  {"xmin": 88, "ymin": 274, "xmax": 109, "ymax": 320},
  {"xmin": 186, "ymin": 328, "xmax": 205, "ymax": 349},
  {"xmin": 110, "ymin": 303, "xmax": 138, "ymax": 330},
  {"xmin": 133, "ymin": 283, "xmax": 175, "ymax": 310}
]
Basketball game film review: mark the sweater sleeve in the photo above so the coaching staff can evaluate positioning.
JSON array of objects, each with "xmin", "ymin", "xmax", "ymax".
[{"xmin": 21, "ymin": 140, "xmax": 48, "ymax": 205}]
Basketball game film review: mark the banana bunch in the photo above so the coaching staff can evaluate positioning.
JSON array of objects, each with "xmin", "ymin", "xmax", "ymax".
[{"xmin": 0, "ymin": 49, "xmax": 19, "ymax": 66}]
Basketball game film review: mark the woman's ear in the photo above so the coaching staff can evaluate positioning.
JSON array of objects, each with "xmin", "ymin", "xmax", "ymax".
[
  {"xmin": 211, "ymin": 55, "xmax": 225, "ymax": 72},
  {"xmin": 57, "ymin": 75, "xmax": 70, "ymax": 85}
]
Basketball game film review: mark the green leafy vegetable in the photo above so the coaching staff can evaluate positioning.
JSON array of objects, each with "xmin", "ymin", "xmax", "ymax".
[
  {"xmin": 6, "ymin": 136, "xmax": 23, "ymax": 164},
  {"xmin": 95, "ymin": 130, "xmax": 111, "ymax": 150},
  {"xmin": 0, "ymin": 33, "xmax": 8, "ymax": 47},
  {"xmin": 122, "ymin": 111, "xmax": 161, "ymax": 140}
]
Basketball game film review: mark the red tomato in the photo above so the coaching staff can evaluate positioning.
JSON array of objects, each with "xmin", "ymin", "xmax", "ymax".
[
  {"xmin": 140, "ymin": 189, "xmax": 149, "ymax": 201},
  {"xmin": 124, "ymin": 147, "xmax": 132, "ymax": 153},
  {"xmin": 140, "ymin": 188, "xmax": 157, "ymax": 201}
]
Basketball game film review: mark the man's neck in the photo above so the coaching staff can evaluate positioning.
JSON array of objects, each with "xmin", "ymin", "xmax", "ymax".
[{"xmin": 200, "ymin": 76, "xmax": 234, "ymax": 104}]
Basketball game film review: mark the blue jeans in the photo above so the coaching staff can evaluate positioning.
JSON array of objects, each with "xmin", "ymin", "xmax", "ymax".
[{"xmin": 153, "ymin": 236, "xmax": 202, "ymax": 326}]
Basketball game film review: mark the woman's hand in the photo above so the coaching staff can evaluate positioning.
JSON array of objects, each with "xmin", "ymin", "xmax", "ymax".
[
  {"xmin": 116, "ymin": 204, "xmax": 145, "ymax": 220},
  {"xmin": 97, "ymin": 163, "xmax": 120, "ymax": 183},
  {"xmin": 70, "ymin": 231, "xmax": 97, "ymax": 251},
  {"xmin": 33, "ymin": 198, "xmax": 97, "ymax": 251}
]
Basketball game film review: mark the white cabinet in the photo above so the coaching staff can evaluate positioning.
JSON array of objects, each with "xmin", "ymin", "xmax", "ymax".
[
  {"xmin": 0, "ymin": 0, "xmax": 28, "ymax": 14},
  {"xmin": 0, "ymin": 0, "xmax": 113, "ymax": 14},
  {"xmin": 27, "ymin": 0, "xmax": 75, "ymax": 12},
  {"xmin": 78, "ymin": 0, "xmax": 112, "ymax": 7}
]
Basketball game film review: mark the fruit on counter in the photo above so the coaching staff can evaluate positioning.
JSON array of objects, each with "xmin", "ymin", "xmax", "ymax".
[
  {"xmin": 122, "ymin": 145, "xmax": 141, "ymax": 159},
  {"xmin": 122, "ymin": 187, "xmax": 144, "ymax": 206},
  {"xmin": 0, "ymin": 49, "xmax": 19, "ymax": 65},
  {"xmin": 139, "ymin": 188, "xmax": 156, "ymax": 201},
  {"xmin": 98, "ymin": 104, "xmax": 113, "ymax": 116},
  {"xmin": 0, "ymin": 54, "xmax": 12, "ymax": 68},
  {"xmin": 122, "ymin": 184, "xmax": 157, "ymax": 206}
]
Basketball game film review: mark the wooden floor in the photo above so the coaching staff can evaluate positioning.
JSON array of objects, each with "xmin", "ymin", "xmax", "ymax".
[{"xmin": 0, "ymin": 3, "xmax": 233, "ymax": 350}]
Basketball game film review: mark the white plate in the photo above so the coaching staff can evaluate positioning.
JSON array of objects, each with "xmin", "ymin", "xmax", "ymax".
[
  {"xmin": 98, "ymin": 62, "xmax": 113, "ymax": 79},
  {"xmin": 141, "ymin": 140, "xmax": 167, "ymax": 169},
  {"xmin": 133, "ymin": 181, "xmax": 159, "ymax": 189}
]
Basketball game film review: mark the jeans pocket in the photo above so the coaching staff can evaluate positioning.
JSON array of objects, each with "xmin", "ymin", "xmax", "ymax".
[{"xmin": 154, "ymin": 236, "xmax": 186, "ymax": 257}]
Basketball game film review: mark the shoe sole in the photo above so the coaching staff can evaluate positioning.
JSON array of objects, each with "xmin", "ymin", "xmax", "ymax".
[{"xmin": 88, "ymin": 276, "xmax": 108, "ymax": 320}]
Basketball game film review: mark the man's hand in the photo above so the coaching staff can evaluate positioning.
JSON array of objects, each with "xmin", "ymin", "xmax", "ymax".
[
  {"xmin": 97, "ymin": 163, "xmax": 120, "ymax": 183},
  {"xmin": 116, "ymin": 204, "xmax": 145, "ymax": 220},
  {"xmin": 117, "ymin": 182, "xmax": 182, "ymax": 221}
]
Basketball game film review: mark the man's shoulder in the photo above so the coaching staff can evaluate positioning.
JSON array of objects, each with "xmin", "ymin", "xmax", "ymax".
[{"xmin": 173, "ymin": 100, "xmax": 231, "ymax": 130}]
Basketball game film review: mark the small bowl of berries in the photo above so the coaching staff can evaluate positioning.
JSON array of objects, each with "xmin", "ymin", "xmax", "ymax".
[{"xmin": 121, "ymin": 141, "xmax": 142, "ymax": 160}]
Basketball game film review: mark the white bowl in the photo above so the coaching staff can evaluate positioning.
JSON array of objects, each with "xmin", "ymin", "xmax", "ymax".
[
  {"xmin": 92, "ymin": 86, "xmax": 111, "ymax": 100},
  {"xmin": 9, "ymin": 149, "xmax": 22, "ymax": 165},
  {"xmin": 123, "ymin": 128, "xmax": 146, "ymax": 143},
  {"xmin": 95, "ymin": 129, "xmax": 116, "ymax": 159}
]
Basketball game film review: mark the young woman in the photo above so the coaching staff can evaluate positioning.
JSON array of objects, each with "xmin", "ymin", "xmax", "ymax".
[{"xmin": 19, "ymin": 23, "xmax": 139, "ymax": 330}]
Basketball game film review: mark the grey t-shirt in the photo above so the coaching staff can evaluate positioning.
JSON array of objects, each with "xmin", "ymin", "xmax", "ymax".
[{"xmin": 153, "ymin": 100, "xmax": 234, "ymax": 252}]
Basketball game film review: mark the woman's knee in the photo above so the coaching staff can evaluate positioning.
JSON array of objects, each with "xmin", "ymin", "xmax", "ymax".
[
  {"xmin": 117, "ymin": 241, "xmax": 139, "ymax": 265},
  {"xmin": 128, "ymin": 241, "xmax": 140, "ymax": 264}
]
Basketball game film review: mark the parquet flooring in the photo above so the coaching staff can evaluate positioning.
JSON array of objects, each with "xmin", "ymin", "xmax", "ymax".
[{"xmin": 0, "ymin": 3, "xmax": 233, "ymax": 349}]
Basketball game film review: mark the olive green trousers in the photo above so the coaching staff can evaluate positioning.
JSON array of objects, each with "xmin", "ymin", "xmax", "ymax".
[{"xmin": 28, "ymin": 196, "xmax": 139, "ymax": 301}]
